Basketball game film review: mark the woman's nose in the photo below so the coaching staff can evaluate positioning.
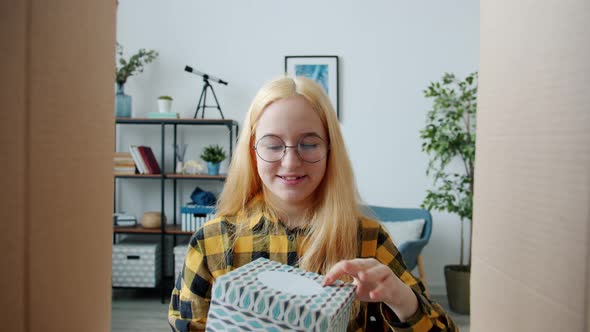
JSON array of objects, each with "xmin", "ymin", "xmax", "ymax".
[{"xmin": 281, "ymin": 146, "xmax": 302, "ymax": 167}]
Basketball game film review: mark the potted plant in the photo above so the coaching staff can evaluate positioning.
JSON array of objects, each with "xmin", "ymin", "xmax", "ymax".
[
  {"xmin": 115, "ymin": 43, "xmax": 158, "ymax": 117},
  {"xmin": 420, "ymin": 71, "xmax": 478, "ymax": 314},
  {"xmin": 200, "ymin": 144, "xmax": 227, "ymax": 175},
  {"xmin": 157, "ymin": 95, "xmax": 173, "ymax": 113}
]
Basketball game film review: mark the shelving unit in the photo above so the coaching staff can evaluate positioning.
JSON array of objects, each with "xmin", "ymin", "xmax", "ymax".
[{"xmin": 113, "ymin": 117, "xmax": 239, "ymax": 302}]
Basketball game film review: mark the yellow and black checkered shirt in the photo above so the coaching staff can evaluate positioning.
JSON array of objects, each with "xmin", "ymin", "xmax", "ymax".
[{"xmin": 168, "ymin": 212, "xmax": 457, "ymax": 331}]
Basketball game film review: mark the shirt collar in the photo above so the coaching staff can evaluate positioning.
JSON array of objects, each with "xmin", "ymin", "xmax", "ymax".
[
  {"xmin": 244, "ymin": 193, "xmax": 309, "ymax": 234},
  {"xmin": 248, "ymin": 213, "xmax": 310, "ymax": 237}
]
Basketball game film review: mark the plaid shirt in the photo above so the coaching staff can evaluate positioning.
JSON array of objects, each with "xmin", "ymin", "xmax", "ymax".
[{"xmin": 168, "ymin": 211, "xmax": 457, "ymax": 331}]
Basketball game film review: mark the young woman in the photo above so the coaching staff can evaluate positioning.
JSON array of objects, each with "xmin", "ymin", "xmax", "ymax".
[{"xmin": 168, "ymin": 76, "xmax": 457, "ymax": 331}]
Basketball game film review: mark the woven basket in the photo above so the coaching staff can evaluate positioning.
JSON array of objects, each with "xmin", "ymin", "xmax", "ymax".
[{"xmin": 140, "ymin": 211, "xmax": 166, "ymax": 228}]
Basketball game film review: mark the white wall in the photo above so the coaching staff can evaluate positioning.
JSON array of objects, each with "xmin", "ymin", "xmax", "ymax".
[{"xmin": 116, "ymin": 0, "xmax": 479, "ymax": 293}]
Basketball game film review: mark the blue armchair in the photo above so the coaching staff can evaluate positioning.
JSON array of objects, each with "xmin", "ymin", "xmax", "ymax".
[{"xmin": 366, "ymin": 205, "xmax": 432, "ymax": 294}]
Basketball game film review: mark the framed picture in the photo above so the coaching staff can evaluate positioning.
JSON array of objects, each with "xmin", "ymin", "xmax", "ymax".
[{"xmin": 284, "ymin": 55, "xmax": 339, "ymax": 119}]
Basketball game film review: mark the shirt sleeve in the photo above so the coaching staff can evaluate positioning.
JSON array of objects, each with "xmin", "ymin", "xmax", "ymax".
[
  {"xmin": 168, "ymin": 227, "xmax": 213, "ymax": 332},
  {"xmin": 373, "ymin": 223, "xmax": 458, "ymax": 331}
]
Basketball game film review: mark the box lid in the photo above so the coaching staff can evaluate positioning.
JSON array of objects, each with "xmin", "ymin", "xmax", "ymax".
[
  {"xmin": 181, "ymin": 205, "xmax": 215, "ymax": 214},
  {"xmin": 113, "ymin": 240, "xmax": 160, "ymax": 254}
]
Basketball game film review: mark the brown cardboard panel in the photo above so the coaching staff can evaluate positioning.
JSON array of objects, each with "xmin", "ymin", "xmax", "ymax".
[
  {"xmin": 472, "ymin": 139, "xmax": 589, "ymax": 329},
  {"xmin": 0, "ymin": 1, "xmax": 27, "ymax": 330},
  {"xmin": 473, "ymin": 0, "xmax": 590, "ymax": 331},
  {"xmin": 473, "ymin": 257, "xmax": 584, "ymax": 330},
  {"xmin": 25, "ymin": 1, "xmax": 116, "ymax": 331}
]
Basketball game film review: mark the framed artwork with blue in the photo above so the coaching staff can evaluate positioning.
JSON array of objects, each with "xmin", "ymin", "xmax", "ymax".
[{"xmin": 284, "ymin": 55, "xmax": 339, "ymax": 119}]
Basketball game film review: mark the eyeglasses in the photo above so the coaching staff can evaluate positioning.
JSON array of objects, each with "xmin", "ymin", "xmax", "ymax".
[{"xmin": 254, "ymin": 134, "xmax": 329, "ymax": 163}]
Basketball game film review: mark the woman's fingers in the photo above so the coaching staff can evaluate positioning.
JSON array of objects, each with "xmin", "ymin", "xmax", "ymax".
[
  {"xmin": 368, "ymin": 273, "xmax": 396, "ymax": 302},
  {"xmin": 358, "ymin": 263, "xmax": 391, "ymax": 284},
  {"xmin": 322, "ymin": 260, "xmax": 352, "ymax": 286},
  {"xmin": 323, "ymin": 258, "xmax": 401, "ymax": 304},
  {"xmin": 323, "ymin": 258, "xmax": 379, "ymax": 286}
]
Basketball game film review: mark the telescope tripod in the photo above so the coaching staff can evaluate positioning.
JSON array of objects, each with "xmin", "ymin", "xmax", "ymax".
[{"xmin": 193, "ymin": 77, "xmax": 225, "ymax": 119}]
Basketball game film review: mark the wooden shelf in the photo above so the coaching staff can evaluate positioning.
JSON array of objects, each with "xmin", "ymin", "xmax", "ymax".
[
  {"xmin": 165, "ymin": 173, "xmax": 226, "ymax": 180},
  {"xmin": 115, "ymin": 117, "xmax": 238, "ymax": 126},
  {"xmin": 113, "ymin": 224, "xmax": 196, "ymax": 235},
  {"xmin": 114, "ymin": 173, "xmax": 162, "ymax": 179},
  {"xmin": 114, "ymin": 173, "xmax": 226, "ymax": 180},
  {"xmin": 113, "ymin": 225, "xmax": 162, "ymax": 234},
  {"xmin": 165, "ymin": 224, "xmax": 194, "ymax": 235}
]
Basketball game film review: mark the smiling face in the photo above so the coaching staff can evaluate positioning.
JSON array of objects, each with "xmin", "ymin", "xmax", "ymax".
[{"xmin": 254, "ymin": 95, "xmax": 328, "ymax": 217}]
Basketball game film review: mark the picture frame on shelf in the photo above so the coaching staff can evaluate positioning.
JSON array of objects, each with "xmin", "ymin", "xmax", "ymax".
[{"xmin": 284, "ymin": 55, "xmax": 339, "ymax": 119}]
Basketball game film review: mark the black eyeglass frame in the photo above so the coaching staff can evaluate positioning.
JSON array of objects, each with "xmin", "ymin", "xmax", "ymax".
[{"xmin": 253, "ymin": 134, "xmax": 330, "ymax": 163}]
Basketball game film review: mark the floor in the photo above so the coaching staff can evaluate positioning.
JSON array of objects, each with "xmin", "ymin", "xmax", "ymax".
[{"xmin": 111, "ymin": 289, "xmax": 470, "ymax": 331}]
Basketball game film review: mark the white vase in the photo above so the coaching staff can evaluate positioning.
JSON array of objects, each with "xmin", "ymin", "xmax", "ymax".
[
  {"xmin": 157, "ymin": 99, "xmax": 172, "ymax": 113},
  {"xmin": 175, "ymin": 161, "xmax": 184, "ymax": 174}
]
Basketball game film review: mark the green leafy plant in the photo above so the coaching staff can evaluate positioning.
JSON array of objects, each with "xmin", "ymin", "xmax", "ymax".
[
  {"xmin": 115, "ymin": 43, "xmax": 158, "ymax": 84},
  {"xmin": 200, "ymin": 144, "xmax": 227, "ymax": 163},
  {"xmin": 420, "ymin": 71, "xmax": 478, "ymax": 267},
  {"xmin": 158, "ymin": 95, "xmax": 173, "ymax": 100}
]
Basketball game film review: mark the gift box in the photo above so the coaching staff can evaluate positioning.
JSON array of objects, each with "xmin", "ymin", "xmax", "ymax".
[
  {"xmin": 112, "ymin": 240, "xmax": 161, "ymax": 287},
  {"xmin": 206, "ymin": 258, "xmax": 356, "ymax": 332}
]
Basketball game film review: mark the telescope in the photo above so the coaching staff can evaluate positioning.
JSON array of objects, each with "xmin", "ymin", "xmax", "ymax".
[
  {"xmin": 185, "ymin": 65, "xmax": 227, "ymax": 119},
  {"xmin": 184, "ymin": 66, "xmax": 228, "ymax": 85}
]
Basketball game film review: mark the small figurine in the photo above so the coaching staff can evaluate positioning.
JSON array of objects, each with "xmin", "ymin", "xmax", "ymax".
[{"xmin": 182, "ymin": 160, "xmax": 205, "ymax": 175}]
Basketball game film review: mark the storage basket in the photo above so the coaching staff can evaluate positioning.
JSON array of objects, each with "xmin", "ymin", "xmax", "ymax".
[{"xmin": 112, "ymin": 240, "xmax": 161, "ymax": 287}]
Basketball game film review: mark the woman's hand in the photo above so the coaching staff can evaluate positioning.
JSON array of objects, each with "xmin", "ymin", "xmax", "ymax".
[{"xmin": 323, "ymin": 258, "xmax": 419, "ymax": 322}]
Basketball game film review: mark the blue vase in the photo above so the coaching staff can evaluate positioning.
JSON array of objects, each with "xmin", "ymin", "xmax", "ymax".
[
  {"xmin": 115, "ymin": 82, "xmax": 132, "ymax": 117},
  {"xmin": 207, "ymin": 162, "xmax": 221, "ymax": 175}
]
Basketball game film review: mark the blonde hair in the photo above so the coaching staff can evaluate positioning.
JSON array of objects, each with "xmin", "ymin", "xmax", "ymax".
[{"xmin": 217, "ymin": 76, "xmax": 363, "ymax": 275}]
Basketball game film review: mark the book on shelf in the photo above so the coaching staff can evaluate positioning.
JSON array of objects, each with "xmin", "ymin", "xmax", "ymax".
[
  {"xmin": 114, "ymin": 151, "xmax": 137, "ymax": 174},
  {"xmin": 114, "ymin": 219, "xmax": 137, "ymax": 227},
  {"xmin": 114, "ymin": 161, "xmax": 136, "ymax": 167},
  {"xmin": 114, "ymin": 152, "xmax": 135, "ymax": 166},
  {"xmin": 114, "ymin": 166, "xmax": 137, "ymax": 175},
  {"xmin": 114, "ymin": 151, "xmax": 134, "ymax": 164},
  {"xmin": 129, "ymin": 145, "xmax": 148, "ymax": 174},
  {"xmin": 137, "ymin": 146, "xmax": 161, "ymax": 174},
  {"xmin": 148, "ymin": 112, "xmax": 179, "ymax": 119},
  {"xmin": 113, "ymin": 213, "xmax": 137, "ymax": 227}
]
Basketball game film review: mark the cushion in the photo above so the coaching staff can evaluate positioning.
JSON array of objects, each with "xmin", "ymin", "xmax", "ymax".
[{"xmin": 381, "ymin": 219, "xmax": 425, "ymax": 247}]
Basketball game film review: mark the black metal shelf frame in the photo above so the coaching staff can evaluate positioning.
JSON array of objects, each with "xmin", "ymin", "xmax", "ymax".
[{"xmin": 113, "ymin": 118, "xmax": 239, "ymax": 302}]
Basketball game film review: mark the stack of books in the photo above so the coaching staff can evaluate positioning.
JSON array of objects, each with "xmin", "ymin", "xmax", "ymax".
[
  {"xmin": 114, "ymin": 152, "xmax": 137, "ymax": 175},
  {"xmin": 129, "ymin": 145, "xmax": 161, "ymax": 174},
  {"xmin": 113, "ymin": 213, "xmax": 137, "ymax": 227}
]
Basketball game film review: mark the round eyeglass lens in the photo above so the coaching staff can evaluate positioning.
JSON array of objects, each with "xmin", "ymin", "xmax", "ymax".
[
  {"xmin": 255, "ymin": 135, "xmax": 285, "ymax": 162},
  {"xmin": 297, "ymin": 134, "xmax": 328, "ymax": 162}
]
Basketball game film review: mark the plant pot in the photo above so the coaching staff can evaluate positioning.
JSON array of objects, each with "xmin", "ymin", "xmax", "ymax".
[
  {"xmin": 444, "ymin": 265, "xmax": 470, "ymax": 314},
  {"xmin": 157, "ymin": 99, "xmax": 172, "ymax": 113},
  {"xmin": 207, "ymin": 162, "xmax": 221, "ymax": 175},
  {"xmin": 115, "ymin": 83, "xmax": 132, "ymax": 117}
]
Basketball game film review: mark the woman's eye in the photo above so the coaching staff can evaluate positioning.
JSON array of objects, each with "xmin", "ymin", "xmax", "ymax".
[
  {"xmin": 299, "ymin": 143, "xmax": 319, "ymax": 150},
  {"xmin": 265, "ymin": 145, "xmax": 284, "ymax": 151}
]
